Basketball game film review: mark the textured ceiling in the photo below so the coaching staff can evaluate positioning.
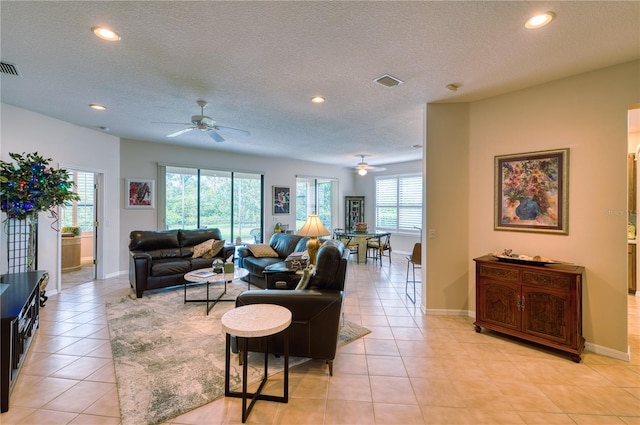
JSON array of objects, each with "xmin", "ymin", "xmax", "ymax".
[{"xmin": 1, "ymin": 1, "xmax": 639, "ymax": 168}]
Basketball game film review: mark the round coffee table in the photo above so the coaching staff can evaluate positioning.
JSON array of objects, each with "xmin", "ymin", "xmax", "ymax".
[
  {"xmin": 221, "ymin": 304, "xmax": 292, "ymax": 423},
  {"xmin": 183, "ymin": 267, "xmax": 249, "ymax": 315}
]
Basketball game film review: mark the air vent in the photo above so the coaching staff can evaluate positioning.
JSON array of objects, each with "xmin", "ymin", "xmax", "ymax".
[
  {"xmin": 374, "ymin": 74, "xmax": 403, "ymax": 88},
  {"xmin": 0, "ymin": 61, "xmax": 22, "ymax": 77}
]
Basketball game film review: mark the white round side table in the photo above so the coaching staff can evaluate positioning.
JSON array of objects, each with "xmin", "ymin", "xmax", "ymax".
[{"xmin": 221, "ymin": 304, "xmax": 292, "ymax": 423}]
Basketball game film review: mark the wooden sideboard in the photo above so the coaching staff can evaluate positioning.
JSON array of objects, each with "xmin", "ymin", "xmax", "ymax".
[
  {"xmin": 1, "ymin": 271, "xmax": 44, "ymax": 412},
  {"xmin": 473, "ymin": 255, "xmax": 585, "ymax": 362}
]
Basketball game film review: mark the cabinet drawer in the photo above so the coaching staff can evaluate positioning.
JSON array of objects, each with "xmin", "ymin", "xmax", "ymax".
[
  {"xmin": 478, "ymin": 264, "xmax": 519, "ymax": 282},
  {"xmin": 521, "ymin": 271, "xmax": 572, "ymax": 291}
]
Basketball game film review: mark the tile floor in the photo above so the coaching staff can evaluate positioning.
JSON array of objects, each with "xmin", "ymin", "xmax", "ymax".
[{"xmin": 1, "ymin": 254, "xmax": 639, "ymax": 424}]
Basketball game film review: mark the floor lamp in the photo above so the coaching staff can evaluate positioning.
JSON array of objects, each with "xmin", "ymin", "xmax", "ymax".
[{"xmin": 297, "ymin": 214, "xmax": 330, "ymax": 265}]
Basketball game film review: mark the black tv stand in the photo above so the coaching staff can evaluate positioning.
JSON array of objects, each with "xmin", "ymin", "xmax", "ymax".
[{"xmin": 1, "ymin": 271, "xmax": 44, "ymax": 413}]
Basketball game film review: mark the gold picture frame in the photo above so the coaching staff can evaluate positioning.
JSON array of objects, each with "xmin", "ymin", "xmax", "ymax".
[{"xmin": 495, "ymin": 148, "xmax": 569, "ymax": 234}]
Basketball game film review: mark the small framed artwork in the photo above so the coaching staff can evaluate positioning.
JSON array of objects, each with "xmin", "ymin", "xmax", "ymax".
[
  {"xmin": 273, "ymin": 186, "xmax": 290, "ymax": 215},
  {"xmin": 126, "ymin": 179, "xmax": 155, "ymax": 209},
  {"xmin": 495, "ymin": 148, "xmax": 569, "ymax": 234}
]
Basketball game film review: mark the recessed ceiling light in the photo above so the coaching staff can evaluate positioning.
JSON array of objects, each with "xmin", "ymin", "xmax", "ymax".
[
  {"xmin": 91, "ymin": 26, "xmax": 121, "ymax": 41},
  {"xmin": 89, "ymin": 104, "xmax": 107, "ymax": 111},
  {"xmin": 311, "ymin": 96, "xmax": 325, "ymax": 104},
  {"xmin": 525, "ymin": 12, "xmax": 555, "ymax": 29}
]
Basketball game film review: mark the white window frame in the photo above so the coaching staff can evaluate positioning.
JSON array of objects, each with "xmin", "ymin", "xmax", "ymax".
[{"xmin": 375, "ymin": 173, "xmax": 422, "ymax": 234}]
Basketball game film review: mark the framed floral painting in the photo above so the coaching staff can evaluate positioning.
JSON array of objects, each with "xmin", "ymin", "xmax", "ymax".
[
  {"xmin": 126, "ymin": 179, "xmax": 155, "ymax": 209},
  {"xmin": 495, "ymin": 148, "xmax": 569, "ymax": 234}
]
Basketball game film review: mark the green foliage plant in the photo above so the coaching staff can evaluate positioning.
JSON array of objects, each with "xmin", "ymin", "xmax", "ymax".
[{"xmin": 0, "ymin": 152, "xmax": 80, "ymax": 221}]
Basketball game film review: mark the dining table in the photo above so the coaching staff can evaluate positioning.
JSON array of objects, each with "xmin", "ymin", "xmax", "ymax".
[{"xmin": 334, "ymin": 230, "xmax": 388, "ymax": 263}]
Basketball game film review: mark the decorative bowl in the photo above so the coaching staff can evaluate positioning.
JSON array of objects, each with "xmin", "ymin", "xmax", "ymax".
[{"xmin": 354, "ymin": 223, "xmax": 368, "ymax": 232}]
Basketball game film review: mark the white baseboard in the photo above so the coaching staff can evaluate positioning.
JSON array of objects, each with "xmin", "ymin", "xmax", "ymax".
[
  {"xmin": 105, "ymin": 270, "xmax": 127, "ymax": 280},
  {"xmin": 584, "ymin": 342, "xmax": 630, "ymax": 362},
  {"xmin": 425, "ymin": 308, "xmax": 468, "ymax": 316}
]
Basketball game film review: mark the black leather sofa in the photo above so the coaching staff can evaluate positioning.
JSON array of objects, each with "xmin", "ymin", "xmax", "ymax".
[
  {"xmin": 235, "ymin": 239, "xmax": 349, "ymax": 375},
  {"xmin": 236, "ymin": 233, "xmax": 309, "ymax": 289},
  {"xmin": 128, "ymin": 228, "xmax": 235, "ymax": 298}
]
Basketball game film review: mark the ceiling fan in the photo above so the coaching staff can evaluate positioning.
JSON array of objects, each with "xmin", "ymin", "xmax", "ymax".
[
  {"xmin": 155, "ymin": 100, "xmax": 250, "ymax": 143},
  {"xmin": 354, "ymin": 155, "xmax": 386, "ymax": 176}
]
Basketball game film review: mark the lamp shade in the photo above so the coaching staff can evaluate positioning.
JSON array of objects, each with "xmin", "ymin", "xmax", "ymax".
[{"xmin": 297, "ymin": 214, "xmax": 330, "ymax": 237}]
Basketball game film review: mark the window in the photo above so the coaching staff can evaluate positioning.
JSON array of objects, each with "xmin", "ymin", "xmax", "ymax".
[
  {"xmin": 296, "ymin": 176, "xmax": 338, "ymax": 231},
  {"xmin": 163, "ymin": 166, "xmax": 263, "ymax": 242},
  {"xmin": 375, "ymin": 174, "xmax": 422, "ymax": 232},
  {"xmin": 60, "ymin": 171, "xmax": 95, "ymax": 233}
]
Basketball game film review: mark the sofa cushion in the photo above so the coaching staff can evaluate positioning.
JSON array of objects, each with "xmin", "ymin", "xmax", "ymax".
[
  {"xmin": 178, "ymin": 228, "xmax": 223, "ymax": 247},
  {"xmin": 247, "ymin": 244, "xmax": 279, "ymax": 258},
  {"xmin": 146, "ymin": 247, "xmax": 183, "ymax": 260},
  {"xmin": 129, "ymin": 230, "xmax": 180, "ymax": 251},
  {"xmin": 241, "ymin": 256, "xmax": 282, "ymax": 278},
  {"xmin": 190, "ymin": 257, "xmax": 217, "ymax": 270},
  {"xmin": 270, "ymin": 233, "xmax": 304, "ymax": 258},
  {"xmin": 150, "ymin": 258, "xmax": 191, "ymax": 277},
  {"xmin": 192, "ymin": 239, "xmax": 225, "ymax": 259},
  {"xmin": 294, "ymin": 237, "xmax": 309, "ymax": 253}
]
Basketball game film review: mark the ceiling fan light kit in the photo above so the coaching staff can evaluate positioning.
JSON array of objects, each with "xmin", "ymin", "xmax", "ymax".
[
  {"xmin": 158, "ymin": 100, "xmax": 250, "ymax": 143},
  {"xmin": 354, "ymin": 154, "xmax": 386, "ymax": 175}
]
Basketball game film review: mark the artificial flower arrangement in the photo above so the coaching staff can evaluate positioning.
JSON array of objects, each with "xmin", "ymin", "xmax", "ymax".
[
  {"xmin": 354, "ymin": 222, "xmax": 368, "ymax": 232},
  {"xmin": 0, "ymin": 152, "xmax": 79, "ymax": 222}
]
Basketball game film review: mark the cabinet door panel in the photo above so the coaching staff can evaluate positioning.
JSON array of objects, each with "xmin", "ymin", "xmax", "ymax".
[
  {"xmin": 522, "ymin": 286, "xmax": 571, "ymax": 345},
  {"xmin": 478, "ymin": 280, "xmax": 520, "ymax": 331}
]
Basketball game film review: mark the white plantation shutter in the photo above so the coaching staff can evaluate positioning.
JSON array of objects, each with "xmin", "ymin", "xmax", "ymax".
[{"xmin": 375, "ymin": 174, "xmax": 422, "ymax": 231}]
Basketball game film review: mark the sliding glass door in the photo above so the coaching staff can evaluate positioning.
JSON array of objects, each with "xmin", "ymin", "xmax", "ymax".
[{"xmin": 164, "ymin": 166, "xmax": 263, "ymax": 243}]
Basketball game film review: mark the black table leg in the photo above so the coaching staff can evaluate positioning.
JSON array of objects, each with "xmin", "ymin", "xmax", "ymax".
[{"xmin": 224, "ymin": 330, "xmax": 289, "ymax": 423}]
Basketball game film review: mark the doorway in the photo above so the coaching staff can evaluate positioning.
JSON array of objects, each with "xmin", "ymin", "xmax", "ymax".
[{"xmin": 60, "ymin": 170, "xmax": 97, "ymax": 289}]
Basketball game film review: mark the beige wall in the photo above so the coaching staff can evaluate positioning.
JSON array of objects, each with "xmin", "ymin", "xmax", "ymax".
[
  {"xmin": 426, "ymin": 60, "xmax": 639, "ymax": 358},
  {"xmin": 425, "ymin": 103, "xmax": 470, "ymax": 314}
]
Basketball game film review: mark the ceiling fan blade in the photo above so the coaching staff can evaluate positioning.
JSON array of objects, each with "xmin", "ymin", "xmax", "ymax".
[
  {"xmin": 167, "ymin": 127, "xmax": 194, "ymax": 138},
  {"xmin": 207, "ymin": 129, "xmax": 226, "ymax": 143},
  {"xmin": 153, "ymin": 121, "xmax": 192, "ymax": 125},
  {"xmin": 214, "ymin": 125, "xmax": 251, "ymax": 137}
]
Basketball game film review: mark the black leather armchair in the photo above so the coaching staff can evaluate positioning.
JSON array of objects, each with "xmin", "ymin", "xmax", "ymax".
[{"xmin": 235, "ymin": 239, "xmax": 349, "ymax": 375}]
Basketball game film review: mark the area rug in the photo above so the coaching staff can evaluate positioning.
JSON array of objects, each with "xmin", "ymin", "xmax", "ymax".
[{"xmin": 106, "ymin": 282, "xmax": 370, "ymax": 425}]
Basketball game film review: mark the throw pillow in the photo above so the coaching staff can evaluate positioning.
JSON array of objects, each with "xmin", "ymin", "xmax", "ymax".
[
  {"xmin": 203, "ymin": 239, "xmax": 225, "ymax": 259},
  {"xmin": 295, "ymin": 267, "xmax": 311, "ymax": 290},
  {"xmin": 192, "ymin": 239, "xmax": 225, "ymax": 259},
  {"xmin": 247, "ymin": 244, "xmax": 279, "ymax": 258},
  {"xmin": 192, "ymin": 239, "xmax": 214, "ymax": 258}
]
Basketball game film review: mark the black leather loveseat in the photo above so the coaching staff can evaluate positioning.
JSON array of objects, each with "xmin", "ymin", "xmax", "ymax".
[
  {"xmin": 236, "ymin": 233, "xmax": 309, "ymax": 288},
  {"xmin": 235, "ymin": 239, "xmax": 349, "ymax": 375},
  {"xmin": 128, "ymin": 228, "xmax": 235, "ymax": 298}
]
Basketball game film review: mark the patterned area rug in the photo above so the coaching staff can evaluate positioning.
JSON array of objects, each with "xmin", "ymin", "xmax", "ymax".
[{"xmin": 106, "ymin": 281, "xmax": 370, "ymax": 425}]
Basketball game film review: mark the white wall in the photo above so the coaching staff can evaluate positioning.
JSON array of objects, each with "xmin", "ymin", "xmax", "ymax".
[
  {"xmin": 119, "ymin": 138, "xmax": 356, "ymax": 271},
  {"xmin": 426, "ymin": 60, "xmax": 640, "ymax": 358},
  {"xmin": 1, "ymin": 104, "xmax": 121, "ymax": 292}
]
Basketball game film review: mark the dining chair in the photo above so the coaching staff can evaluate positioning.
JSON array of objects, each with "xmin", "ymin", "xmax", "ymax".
[
  {"xmin": 405, "ymin": 242, "xmax": 421, "ymax": 304},
  {"xmin": 333, "ymin": 229, "xmax": 359, "ymax": 263},
  {"xmin": 367, "ymin": 232, "xmax": 392, "ymax": 264}
]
